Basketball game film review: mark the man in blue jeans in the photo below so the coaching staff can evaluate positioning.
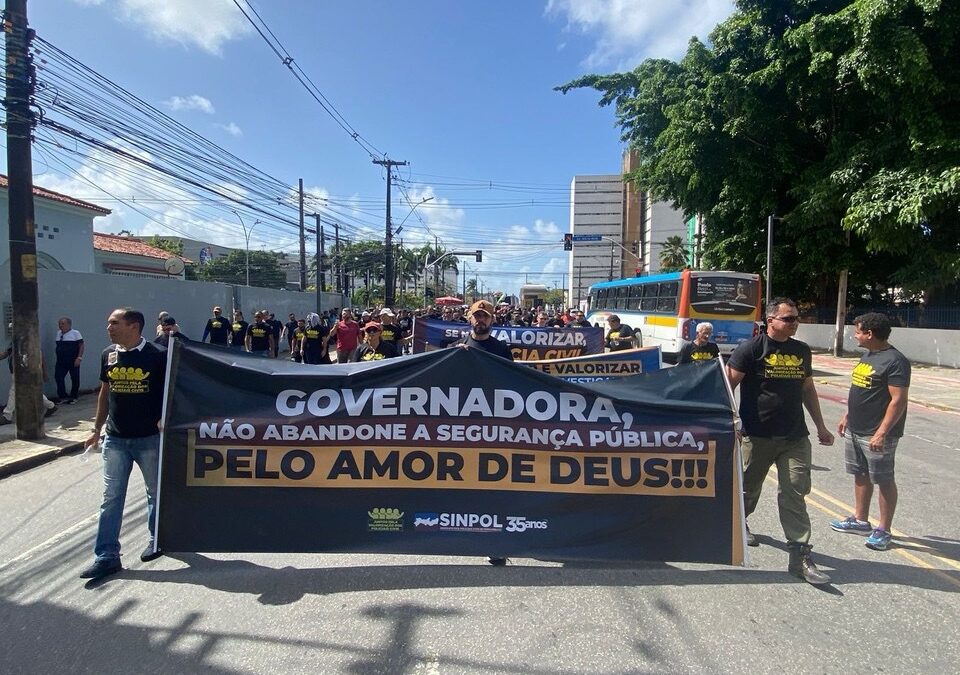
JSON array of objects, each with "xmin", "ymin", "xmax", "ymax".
[{"xmin": 80, "ymin": 308, "xmax": 168, "ymax": 580}]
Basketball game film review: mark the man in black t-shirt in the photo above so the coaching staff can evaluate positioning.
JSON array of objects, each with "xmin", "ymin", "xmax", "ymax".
[
  {"xmin": 451, "ymin": 300, "xmax": 513, "ymax": 567},
  {"xmin": 80, "ymin": 308, "xmax": 168, "ymax": 581},
  {"xmin": 229, "ymin": 310, "xmax": 248, "ymax": 350},
  {"xmin": 830, "ymin": 313, "xmax": 911, "ymax": 551},
  {"xmin": 678, "ymin": 322, "xmax": 720, "ymax": 364},
  {"xmin": 727, "ymin": 298, "xmax": 834, "ymax": 585},
  {"xmin": 452, "ymin": 300, "xmax": 514, "ymax": 361},
  {"xmin": 605, "ymin": 315, "xmax": 635, "ymax": 352},
  {"xmin": 245, "ymin": 311, "xmax": 275, "ymax": 357},
  {"xmin": 282, "ymin": 313, "xmax": 299, "ymax": 353},
  {"xmin": 201, "ymin": 306, "xmax": 231, "ymax": 346}
]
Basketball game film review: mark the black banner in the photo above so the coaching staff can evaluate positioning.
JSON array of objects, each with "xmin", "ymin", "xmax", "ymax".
[{"xmin": 157, "ymin": 342, "xmax": 744, "ymax": 564}]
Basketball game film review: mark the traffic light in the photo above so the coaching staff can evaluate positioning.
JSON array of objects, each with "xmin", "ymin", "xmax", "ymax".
[
  {"xmin": 475, "ymin": 250, "xmax": 482, "ymax": 262},
  {"xmin": 563, "ymin": 233, "xmax": 573, "ymax": 251},
  {"xmin": 630, "ymin": 240, "xmax": 639, "ymax": 254}
]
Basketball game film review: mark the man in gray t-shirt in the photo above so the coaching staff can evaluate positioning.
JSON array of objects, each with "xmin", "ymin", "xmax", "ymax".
[{"xmin": 831, "ymin": 313, "xmax": 911, "ymax": 551}]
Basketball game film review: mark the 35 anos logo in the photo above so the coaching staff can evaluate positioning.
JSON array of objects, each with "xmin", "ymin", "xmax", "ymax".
[{"xmin": 504, "ymin": 516, "xmax": 548, "ymax": 533}]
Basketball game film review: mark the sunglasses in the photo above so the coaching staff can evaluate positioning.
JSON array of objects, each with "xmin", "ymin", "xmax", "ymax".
[
  {"xmin": 772, "ymin": 315, "xmax": 799, "ymax": 323},
  {"xmin": 365, "ymin": 328, "xmax": 381, "ymax": 333}
]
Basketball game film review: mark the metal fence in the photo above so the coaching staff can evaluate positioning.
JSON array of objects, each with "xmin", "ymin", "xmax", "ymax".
[{"xmin": 806, "ymin": 305, "xmax": 960, "ymax": 330}]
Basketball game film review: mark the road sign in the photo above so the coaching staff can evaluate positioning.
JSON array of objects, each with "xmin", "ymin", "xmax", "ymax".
[{"xmin": 572, "ymin": 234, "xmax": 602, "ymax": 242}]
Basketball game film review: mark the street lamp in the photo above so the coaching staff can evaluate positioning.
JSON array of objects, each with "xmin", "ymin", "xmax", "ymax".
[
  {"xmin": 395, "ymin": 196, "xmax": 433, "ymax": 236},
  {"xmin": 233, "ymin": 210, "xmax": 261, "ymax": 287}
]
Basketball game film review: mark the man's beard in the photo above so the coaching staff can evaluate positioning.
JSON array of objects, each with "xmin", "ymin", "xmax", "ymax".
[{"xmin": 473, "ymin": 322, "xmax": 491, "ymax": 337}]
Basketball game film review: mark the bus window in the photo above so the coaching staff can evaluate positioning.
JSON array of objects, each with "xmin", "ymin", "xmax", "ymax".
[
  {"xmin": 597, "ymin": 288, "xmax": 608, "ymax": 309},
  {"xmin": 657, "ymin": 295, "xmax": 677, "ymax": 312},
  {"xmin": 627, "ymin": 284, "xmax": 642, "ymax": 310},
  {"xmin": 660, "ymin": 281, "xmax": 679, "ymax": 298},
  {"xmin": 642, "ymin": 283, "xmax": 659, "ymax": 298}
]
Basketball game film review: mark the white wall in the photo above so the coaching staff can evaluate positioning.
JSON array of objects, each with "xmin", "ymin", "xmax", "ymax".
[
  {"xmin": 0, "ymin": 269, "xmax": 347, "ymax": 398},
  {"xmin": 0, "ymin": 196, "xmax": 98, "ymax": 272},
  {"xmin": 796, "ymin": 323, "xmax": 960, "ymax": 368}
]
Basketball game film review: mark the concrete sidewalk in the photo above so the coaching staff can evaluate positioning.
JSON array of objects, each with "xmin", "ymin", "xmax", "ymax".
[{"xmin": 1, "ymin": 352, "xmax": 956, "ymax": 479}]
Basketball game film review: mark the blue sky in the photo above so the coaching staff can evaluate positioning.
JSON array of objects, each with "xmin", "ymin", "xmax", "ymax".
[{"xmin": 18, "ymin": 0, "xmax": 733, "ymax": 297}]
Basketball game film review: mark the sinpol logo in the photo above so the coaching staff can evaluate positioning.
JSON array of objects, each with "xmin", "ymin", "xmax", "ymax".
[{"xmin": 505, "ymin": 516, "xmax": 548, "ymax": 533}]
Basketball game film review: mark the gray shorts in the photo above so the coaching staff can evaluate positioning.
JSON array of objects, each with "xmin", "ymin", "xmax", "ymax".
[{"xmin": 844, "ymin": 432, "xmax": 899, "ymax": 484}]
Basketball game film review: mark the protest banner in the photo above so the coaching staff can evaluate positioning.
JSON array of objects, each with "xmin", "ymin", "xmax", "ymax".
[
  {"xmin": 411, "ymin": 317, "xmax": 604, "ymax": 360},
  {"xmin": 521, "ymin": 347, "xmax": 662, "ymax": 383},
  {"xmin": 157, "ymin": 342, "xmax": 745, "ymax": 564}
]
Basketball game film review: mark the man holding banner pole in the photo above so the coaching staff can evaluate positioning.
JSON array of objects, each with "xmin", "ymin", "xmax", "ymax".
[
  {"xmin": 727, "ymin": 297, "xmax": 834, "ymax": 585},
  {"xmin": 453, "ymin": 299, "xmax": 513, "ymax": 565},
  {"xmin": 80, "ymin": 308, "xmax": 168, "ymax": 581}
]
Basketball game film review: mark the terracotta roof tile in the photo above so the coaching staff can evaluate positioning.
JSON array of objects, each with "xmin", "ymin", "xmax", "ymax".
[
  {"xmin": 93, "ymin": 232, "xmax": 193, "ymax": 263},
  {"xmin": 0, "ymin": 174, "xmax": 111, "ymax": 215}
]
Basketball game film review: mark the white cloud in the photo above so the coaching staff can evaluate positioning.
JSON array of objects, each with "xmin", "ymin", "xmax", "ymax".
[
  {"xmin": 162, "ymin": 95, "xmax": 216, "ymax": 114},
  {"xmin": 217, "ymin": 122, "xmax": 243, "ymax": 137},
  {"xmin": 546, "ymin": 0, "xmax": 735, "ymax": 68},
  {"xmin": 114, "ymin": 0, "xmax": 251, "ymax": 55}
]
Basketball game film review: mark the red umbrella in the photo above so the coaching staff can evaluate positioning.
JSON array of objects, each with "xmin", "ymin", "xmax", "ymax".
[{"xmin": 435, "ymin": 296, "xmax": 463, "ymax": 305}]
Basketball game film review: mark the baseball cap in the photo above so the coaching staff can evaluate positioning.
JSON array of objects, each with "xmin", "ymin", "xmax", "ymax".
[
  {"xmin": 379, "ymin": 308, "xmax": 395, "ymax": 317},
  {"xmin": 468, "ymin": 300, "xmax": 494, "ymax": 317},
  {"xmin": 363, "ymin": 321, "xmax": 382, "ymax": 332}
]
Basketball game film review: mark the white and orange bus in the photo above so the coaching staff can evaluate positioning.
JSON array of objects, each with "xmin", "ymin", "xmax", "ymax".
[{"xmin": 586, "ymin": 270, "xmax": 762, "ymax": 361}]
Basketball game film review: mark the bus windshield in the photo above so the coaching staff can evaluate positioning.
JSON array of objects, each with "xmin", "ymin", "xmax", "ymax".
[{"xmin": 688, "ymin": 275, "xmax": 759, "ymax": 316}]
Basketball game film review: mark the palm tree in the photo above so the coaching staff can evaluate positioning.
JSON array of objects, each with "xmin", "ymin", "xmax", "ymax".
[
  {"xmin": 465, "ymin": 278, "xmax": 479, "ymax": 301},
  {"xmin": 658, "ymin": 236, "xmax": 689, "ymax": 272}
]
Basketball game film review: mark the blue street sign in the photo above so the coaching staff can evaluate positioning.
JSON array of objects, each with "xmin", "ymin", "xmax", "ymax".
[{"xmin": 571, "ymin": 234, "xmax": 602, "ymax": 242}]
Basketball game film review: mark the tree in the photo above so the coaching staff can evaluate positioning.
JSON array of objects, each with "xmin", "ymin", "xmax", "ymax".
[
  {"xmin": 465, "ymin": 278, "xmax": 479, "ymax": 301},
  {"xmin": 147, "ymin": 235, "xmax": 184, "ymax": 256},
  {"xmin": 195, "ymin": 250, "xmax": 287, "ymax": 289},
  {"xmin": 658, "ymin": 236, "xmax": 689, "ymax": 272},
  {"xmin": 558, "ymin": 0, "xmax": 960, "ymax": 305}
]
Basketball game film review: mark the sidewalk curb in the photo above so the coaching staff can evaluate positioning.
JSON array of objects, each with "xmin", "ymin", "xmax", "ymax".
[
  {"xmin": 0, "ymin": 440, "xmax": 86, "ymax": 480},
  {"xmin": 814, "ymin": 378, "xmax": 959, "ymax": 414}
]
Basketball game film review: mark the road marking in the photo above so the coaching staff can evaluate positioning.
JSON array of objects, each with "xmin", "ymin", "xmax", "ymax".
[
  {"xmin": 0, "ymin": 513, "xmax": 98, "ymax": 572},
  {"xmin": 764, "ymin": 472, "xmax": 960, "ymax": 588}
]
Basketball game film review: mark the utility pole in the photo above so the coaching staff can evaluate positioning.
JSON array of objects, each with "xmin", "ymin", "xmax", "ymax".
[
  {"xmin": 608, "ymin": 241, "xmax": 615, "ymax": 281},
  {"xmin": 5, "ymin": 0, "xmax": 45, "ymax": 439},
  {"xmin": 334, "ymin": 222, "xmax": 341, "ymax": 295},
  {"xmin": 298, "ymin": 178, "xmax": 306, "ymax": 291},
  {"xmin": 372, "ymin": 158, "xmax": 407, "ymax": 307},
  {"xmin": 765, "ymin": 214, "xmax": 776, "ymax": 309},
  {"xmin": 433, "ymin": 234, "xmax": 439, "ymax": 300}
]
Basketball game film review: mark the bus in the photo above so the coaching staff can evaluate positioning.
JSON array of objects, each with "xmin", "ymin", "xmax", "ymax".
[
  {"xmin": 519, "ymin": 284, "xmax": 550, "ymax": 309},
  {"xmin": 586, "ymin": 270, "xmax": 761, "ymax": 361}
]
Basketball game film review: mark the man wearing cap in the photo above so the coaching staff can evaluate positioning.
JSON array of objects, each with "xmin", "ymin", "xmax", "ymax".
[
  {"xmin": 454, "ymin": 300, "xmax": 514, "ymax": 362},
  {"xmin": 201, "ymin": 306, "xmax": 230, "ymax": 346},
  {"xmin": 353, "ymin": 322, "xmax": 399, "ymax": 361},
  {"xmin": 153, "ymin": 317, "xmax": 189, "ymax": 348},
  {"xmin": 378, "ymin": 309, "xmax": 406, "ymax": 351},
  {"xmin": 566, "ymin": 310, "xmax": 591, "ymax": 328}
]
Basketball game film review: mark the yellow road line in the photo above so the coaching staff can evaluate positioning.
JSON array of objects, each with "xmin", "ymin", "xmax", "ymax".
[{"xmin": 763, "ymin": 473, "xmax": 960, "ymax": 589}]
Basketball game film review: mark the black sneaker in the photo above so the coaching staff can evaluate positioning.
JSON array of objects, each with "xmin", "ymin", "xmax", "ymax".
[
  {"xmin": 44, "ymin": 404, "xmax": 58, "ymax": 418},
  {"xmin": 64, "ymin": 398, "xmax": 78, "ymax": 405},
  {"xmin": 79, "ymin": 558, "xmax": 122, "ymax": 580},
  {"xmin": 745, "ymin": 524, "xmax": 759, "ymax": 547},
  {"xmin": 487, "ymin": 557, "xmax": 507, "ymax": 566},
  {"xmin": 140, "ymin": 545, "xmax": 163, "ymax": 562}
]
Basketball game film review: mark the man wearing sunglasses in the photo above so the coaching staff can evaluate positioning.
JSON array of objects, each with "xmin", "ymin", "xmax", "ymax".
[{"xmin": 727, "ymin": 297, "xmax": 835, "ymax": 585}]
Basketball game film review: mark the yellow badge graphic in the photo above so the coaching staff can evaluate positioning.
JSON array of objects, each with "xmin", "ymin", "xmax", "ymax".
[
  {"xmin": 762, "ymin": 352, "xmax": 805, "ymax": 379},
  {"xmin": 691, "ymin": 350, "xmax": 714, "ymax": 361},
  {"xmin": 851, "ymin": 362, "xmax": 874, "ymax": 389},
  {"xmin": 107, "ymin": 366, "xmax": 151, "ymax": 394}
]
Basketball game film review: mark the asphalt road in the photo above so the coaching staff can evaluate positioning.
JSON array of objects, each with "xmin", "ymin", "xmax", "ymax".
[{"xmin": 1, "ymin": 392, "xmax": 958, "ymax": 674}]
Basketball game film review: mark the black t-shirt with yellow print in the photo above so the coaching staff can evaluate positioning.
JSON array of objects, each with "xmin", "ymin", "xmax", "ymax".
[
  {"xmin": 100, "ymin": 340, "xmax": 167, "ymax": 438},
  {"xmin": 728, "ymin": 334, "xmax": 812, "ymax": 439},
  {"xmin": 230, "ymin": 319, "xmax": 248, "ymax": 346},
  {"xmin": 302, "ymin": 324, "xmax": 330, "ymax": 364},
  {"xmin": 678, "ymin": 340, "xmax": 720, "ymax": 364},
  {"xmin": 247, "ymin": 321, "xmax": 272, "ymax": 351},
  {"xmin": 354, "ymin": 341, "xmax": 398, "ymax": 362},
  {"xmin": 205, "ymin": 316, "xmax": 231, "ymax": 344}
]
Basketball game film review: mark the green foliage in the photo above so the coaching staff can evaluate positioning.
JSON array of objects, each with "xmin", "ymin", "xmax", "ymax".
[
  {"xmin": 195, "ymin": 249, "xmax": 287, "ymax": 289},
  {"xmin": 543, "ymin": 288, "xmax": 566, "ymax": 306},
  {"xmin": 558, "ymin": 0, "xmax": 960, "ymax": 303},
  {"xmin": 146, "ymin": 235, "xmax": 184, "ymax": 256}
]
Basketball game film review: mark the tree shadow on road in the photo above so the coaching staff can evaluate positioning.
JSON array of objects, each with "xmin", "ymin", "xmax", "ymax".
[{"xmin": 119, "ymin": 548, "xmax": 958, "ymax": 606}]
